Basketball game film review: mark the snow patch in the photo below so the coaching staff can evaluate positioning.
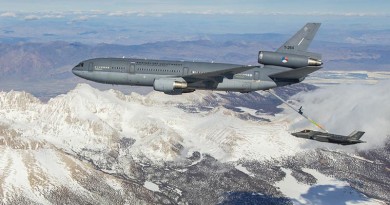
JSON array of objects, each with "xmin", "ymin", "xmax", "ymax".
[
  {"xmin": 236, "ymin": 107, "xmax": 258, "ymax": 116},
  {"xmin": 276, "ymin": 168, "xmax": 310, "ymax": 204},
  {"xmin": 235, "ymin": 164, "xmax": 255, "ymax": 177},
  {"xmin": 276, "ymin": 168, "xmax": 383, "ymax": 205},
  {"xmin": 143, "ymin": 181, "xmax": 160, "ymax": 192}
]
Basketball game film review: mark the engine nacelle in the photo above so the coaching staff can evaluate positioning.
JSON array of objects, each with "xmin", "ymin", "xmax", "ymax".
[
  {"xmin": 153, "ymin": 78, "xmax": 188, "ymax": 92},
  {"xmin": 258, "ymin": 51, "xmax": 322, "ymax": 68},
  {"xmin": 163, "ymin": 89, "xmax": 195, "ymax": 95}
]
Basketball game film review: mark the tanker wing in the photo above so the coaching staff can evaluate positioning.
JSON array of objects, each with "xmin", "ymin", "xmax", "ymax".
[{"xmin": 269, "ymin": 66, "xmax": 322, "ymax": 80}]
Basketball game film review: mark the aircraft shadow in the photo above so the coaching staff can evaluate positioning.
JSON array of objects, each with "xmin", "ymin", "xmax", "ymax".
[
  {"xmin": 293, "ymin": 185, "xmax": 371, "ymax": 205},
  {"xmin": 218, "ymin": 192, "xmax": 292, "ymax": 205}
]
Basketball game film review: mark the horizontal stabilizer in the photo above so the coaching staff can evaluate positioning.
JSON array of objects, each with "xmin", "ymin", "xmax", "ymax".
[{"xmin": 269, "ymin": 66, "xmax": 322, "ymax": 79}]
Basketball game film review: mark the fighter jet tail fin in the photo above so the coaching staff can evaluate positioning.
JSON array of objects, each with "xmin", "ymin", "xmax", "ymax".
[
  {"xmin": 349, "ymin": 131, "xmax": 365, "ymax": 140},
  {"xmin": 276, "ymin": 23, "xmax": 322, "ymax": 60}
]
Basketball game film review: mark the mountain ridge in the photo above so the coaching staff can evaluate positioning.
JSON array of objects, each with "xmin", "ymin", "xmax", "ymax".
[{"xmin": 0, "ymin": 84, "xmax": 388, "ymax": 204}]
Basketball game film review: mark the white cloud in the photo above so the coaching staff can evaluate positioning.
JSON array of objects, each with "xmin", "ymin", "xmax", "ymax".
[
  {"xmin": 0, "ymin": 12, "xmax": 17, "ymax": 17},
  {"xmin": 76, "ymin": 15, "xmax": 91, "ymax": 21},
  {"xmin": 136, "ymin": 12, "xmax": 163, "ymax": 17},
  {"xmin": 100, "ymin": 9, "xmax": 390, "ymax": 17},
  {"xmin": 345, "ymin": 37, "xmax": 365, "ymax": 44},
  {"xmin": 107, "ymin": 11, "xmax": 128, "ymax": 16},
  {"xmin": 2, "ymin": 12, "xmax": 65, "ymax": 20},
  {"xmin": 286, "ymin": 81, "xmax": 390, "ymax": 150},
  {"xmin": 69, "ymin": 15, "xmax": 97, "ymax": 23},
  {"xmin": 42, "ymin": 14, "xmax": 64, "ymax": 19},
  {"xmin": 2, "ymin": 10, "xmax": 388, "ymax": 20},
  {"xmin": 24, "ymin": 15, "xmax": 40, "ymax": 21}
]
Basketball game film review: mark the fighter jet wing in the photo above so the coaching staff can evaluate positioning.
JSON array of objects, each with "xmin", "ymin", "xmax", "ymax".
[{"xmin": 182, "ymin": 65, "xmax": 259, "ymax": 83}]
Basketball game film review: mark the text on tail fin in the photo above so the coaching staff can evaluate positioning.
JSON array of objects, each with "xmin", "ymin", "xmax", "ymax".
[{"xmin": 276, "ymin": 23, "xmax": 321, "ymax": 59}]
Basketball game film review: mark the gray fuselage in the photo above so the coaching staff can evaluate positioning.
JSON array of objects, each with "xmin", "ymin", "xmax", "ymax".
[
  {"xmin": 292, "ymin": 130, "xmax": 365, "ymax": 145},
  {"xmin": 72, "ymin": 58, "xmax": 284, "ymax": 93}
]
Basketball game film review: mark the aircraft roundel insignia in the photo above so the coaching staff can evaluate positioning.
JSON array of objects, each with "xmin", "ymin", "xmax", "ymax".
[{"xmin": 282, "ymin": 56, "xmax": 288, "ymax": 63}]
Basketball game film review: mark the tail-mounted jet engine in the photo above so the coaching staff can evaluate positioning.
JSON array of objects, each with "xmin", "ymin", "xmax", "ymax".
[{"xmin": 258, "ymin": 51, "xmax": 322, "ymax": 68}]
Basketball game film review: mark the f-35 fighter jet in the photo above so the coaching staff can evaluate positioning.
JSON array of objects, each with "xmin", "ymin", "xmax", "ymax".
[{"xmin": 292, "ymin": 130, "xmax": 365, "ymax": 145}]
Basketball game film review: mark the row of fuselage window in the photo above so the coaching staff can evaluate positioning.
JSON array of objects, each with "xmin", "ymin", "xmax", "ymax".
[
  {"xmin": 95, "ymin": 63, "xmax": 183, "ymax": 70},
  {"xmin": 136, "ymin": 62, "xmax": 183, "ymax": 67},
  {"xmin": 137, "ymin": 68, "xmax": 180, "ymax": 73},
  {"xmin": 94, "ymin": 66, "xmax": 180, "ymax": 73},
  {"xmin": 93, "ymin": 66, "xmax": 253, "ymax": 78},
  {"xmin": 94, "ymin": 66, "xmax": 125, "ymax": 70}
]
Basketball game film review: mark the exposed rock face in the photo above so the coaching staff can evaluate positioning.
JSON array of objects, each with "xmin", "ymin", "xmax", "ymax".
[{"xmin": 0, "ymin": 84, "xmax": 388, "ymax": 204}]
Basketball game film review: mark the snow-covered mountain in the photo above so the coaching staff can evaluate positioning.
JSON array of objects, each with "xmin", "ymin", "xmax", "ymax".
[{"xmin": 0, "ymin": 84, "xmax": 388, "ymax": 204}]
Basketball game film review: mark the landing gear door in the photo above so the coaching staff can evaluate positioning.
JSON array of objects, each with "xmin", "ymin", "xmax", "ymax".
[
  {"xmin": 88, "ymin": 62, "xmax": 94, "ymax": 72},
  {"xmin": 254, "ymin": 71, "xmax": 260, "ymax": 80},
  {"xmin": 183, "ymin": 67, "xmax": 189, "ymax": 76},
  {"xmin": 129, "ymin": 62, "xmax": 135, "ymax": 74}
]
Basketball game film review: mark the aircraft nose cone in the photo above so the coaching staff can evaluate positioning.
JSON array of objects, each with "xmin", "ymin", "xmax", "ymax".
[
  {"xmin": 291, "ymin": 133, "xmax": 298, "ymax": 137},
  {"xmin": 72, "ymin": 66, "xmax": 82, "ymax": 77},
  {"xmin": 72, "ymin": 67, "xmax": 77, "ymax": 76}
]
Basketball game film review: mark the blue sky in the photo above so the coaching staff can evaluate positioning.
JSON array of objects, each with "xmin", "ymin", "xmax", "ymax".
[
  {"xmin": 1, "ymin": 0, "xmax": 389, "ymax": 16},
  {"xmin": 0, "ymin": 0, "xmax": 389, "ymax": 45}
]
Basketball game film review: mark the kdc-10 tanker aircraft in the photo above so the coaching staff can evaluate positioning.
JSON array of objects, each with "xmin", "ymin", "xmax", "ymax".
[{"xmin": 72, "ymin": 23, "xmax": 323, "ymax": 95}]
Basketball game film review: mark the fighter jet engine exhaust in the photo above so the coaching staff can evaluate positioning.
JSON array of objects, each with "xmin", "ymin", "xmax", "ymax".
[{"xmin": 266, "ymin": 90, "xmax": 366, "ymax": 146}]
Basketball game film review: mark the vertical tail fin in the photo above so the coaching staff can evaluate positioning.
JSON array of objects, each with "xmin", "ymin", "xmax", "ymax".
[
  {"xmin": 349, "ymin": 131, "xmax": 365, "ymax": 140},
  {"xmin": 276, "ymin": 23, "xmax": 321, "ymax": 59}
]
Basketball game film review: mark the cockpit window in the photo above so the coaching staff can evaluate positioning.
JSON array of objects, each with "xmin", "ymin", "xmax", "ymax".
[{"xmin": 76, "ymin": 63, "xmax": 84, "ymax": 67}]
